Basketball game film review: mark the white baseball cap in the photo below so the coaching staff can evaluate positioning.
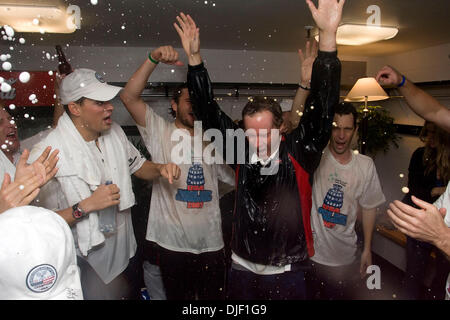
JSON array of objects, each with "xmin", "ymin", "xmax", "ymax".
[
  {"xmin": 59, "ymin": 68, "xmax": 121, "ymax": 105},
  {"xmin": 0, "ymin": 206, "xmax": 83, "ymax": 300}
]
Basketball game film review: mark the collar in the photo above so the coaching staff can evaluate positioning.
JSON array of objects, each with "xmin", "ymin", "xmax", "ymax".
[{"xmin": 250, "ymin": 145, "xmax": 280, "ymax": 166}]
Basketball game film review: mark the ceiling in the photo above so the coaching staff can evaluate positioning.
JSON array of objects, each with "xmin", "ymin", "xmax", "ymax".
[{"xmin": 2, "ymin": 0, "xmax": 450, "ymax": 57}]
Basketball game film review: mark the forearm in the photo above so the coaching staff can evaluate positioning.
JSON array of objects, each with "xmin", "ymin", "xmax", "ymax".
[
  {"xmin": 435, "ymin": 227, "xmax": 450, "ymax": 258},
  {"xmin": 56, "ymin": 207, "xmax": 78, "ymax": 226},
  {"xmin": 122, "ymin": 58, "xmax": 157, "ymax": 101},
  {"xmin": 290, "ymin": 85, "xmax": 309, "ymax": 128},
  {"xmin": 362, "ymin": 207, "xmax": 377, "ymax": 251},
  {"xmin": 56, "ymin": 197, "xmax": 93, "ymax": 227},
  {"xmin": 292, "ymin": 51, "xmax": 341, "ymax": 160},
  {"xmin": 188, "ymin": 52, "xmax": 203, "ymax": 67},
  {"xmin": 120, "ymin": 58, "xmax": 157, "ymax": 126},
  {"xmin": 318, "ymin": 30, "xmax": 337, "ymax": 52},
  {"xmin": 187, "ymin": 63, "xmax": 240, "ymax": 167},
  {"xmin": 400, "ymin": 80, "xmax": 450, "ymax": 132},
  {"xmin": 133, "ymin": 160, "xmax": 162, "ymax": 181}
]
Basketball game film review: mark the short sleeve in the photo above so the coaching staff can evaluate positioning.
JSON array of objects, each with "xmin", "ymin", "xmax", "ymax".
[
  {"xmin": 126, "ymin": 139, "xmax": 146, "ymax": 175},
  {"xmin": 136, "ymin": 104, "xmax": 170, "ymax": 160},
  {"xmin": 359, "ymin": 160, "xmax": 386, "ymax": 209}
]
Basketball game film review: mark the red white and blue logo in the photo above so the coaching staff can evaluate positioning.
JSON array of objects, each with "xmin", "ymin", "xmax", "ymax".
[
  {"xmin": 26, "ymin": 264, "xmax": 57, "ymax": 293},
  {"xmin": 176, "ymin": 163, "xmax": 212, "ymax": 208}
]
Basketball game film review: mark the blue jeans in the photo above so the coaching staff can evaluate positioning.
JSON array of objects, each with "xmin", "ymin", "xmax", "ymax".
[{"xmin": 226, "ymin": 266, "xmax": 307, "ymax": 300}]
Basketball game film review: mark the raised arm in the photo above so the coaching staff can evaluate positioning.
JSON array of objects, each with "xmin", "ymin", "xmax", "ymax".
[
  {"xmin": 288, "ymin": 0, "xmax": 343, "ymax": 173},
  {"xmin": 175, "ymin": 13, "xmax": 241, "ymax": 167},
  {"xmin": 376, "ymin": 65, "xmax": 450, "ymax": 133},
  {"xmin": 120, "ymin": 46, "xmax": 183, "ymax": 127},
  {"xmin": 289, "ymin": 39, "xmax": 318, "ymax": 128}
]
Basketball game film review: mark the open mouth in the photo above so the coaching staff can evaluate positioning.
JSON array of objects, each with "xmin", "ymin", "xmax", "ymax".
[
  {"xmin": 103, "ymin": 115, "xmax": 112, "ymax": 124},
  {"xmin": 6, "ymin": 132, "xmax": 16, "ymax": 140}
]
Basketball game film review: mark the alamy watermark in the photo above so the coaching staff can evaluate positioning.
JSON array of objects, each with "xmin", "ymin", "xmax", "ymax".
[
  {"xmin": 366, "ymin": 265, "xmax": 381, "ymax": 290},
  {"xmin": 170, "ymin": 121, "xmax": 281, "ymax": 175},
  {"xmin": 67, "ymin": 5, "xmax": 81, "ymax": 30}
]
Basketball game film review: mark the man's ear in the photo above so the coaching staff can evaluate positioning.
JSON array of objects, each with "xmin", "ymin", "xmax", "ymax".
[
  {"xmin": 170, "ymin": 99, "xmax": 177, "ymax": 115},
  {"xmin": 67, "ymin": 101, "xmax": 81, "ymax": 117}
]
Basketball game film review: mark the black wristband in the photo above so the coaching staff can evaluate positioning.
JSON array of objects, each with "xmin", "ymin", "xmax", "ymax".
[{"xmin": 299, "ymin": 84, "xmax": 310, "ymax": 91}]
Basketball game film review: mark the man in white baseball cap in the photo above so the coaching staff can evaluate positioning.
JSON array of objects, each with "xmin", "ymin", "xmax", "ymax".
[
  {"xmin": 59, "ymin": 68, "xmax": 122, "ymax": 105},
  {"xmin": 0, "ymin": 205, "xmax": 83, "ymax": 300},
  {"xmin": 29, "ymin": 68, "xmax": 180, "ymax": 299}
]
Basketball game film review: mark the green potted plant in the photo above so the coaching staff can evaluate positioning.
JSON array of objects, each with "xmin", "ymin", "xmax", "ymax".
[{"xmin": 357, "ymin": 105, "xmax": 401, "ymax": 157}]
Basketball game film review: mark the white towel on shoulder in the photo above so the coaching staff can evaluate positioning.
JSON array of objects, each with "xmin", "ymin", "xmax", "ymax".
[
  {"xmin": 0, "ymin": 150, "xmax": 16, "ymax": 185},
  {"xmin": 29, "ymin": 112, "xmax": 136, "ymax": 256}
]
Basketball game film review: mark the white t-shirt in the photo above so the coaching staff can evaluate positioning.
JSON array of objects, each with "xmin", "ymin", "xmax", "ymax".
[
  {"xmin": 311, "ymin": 146, "xmax": 386, "ymax": 266},
  {"xmin": 137, "ymin": 106, "xmax": 235, "ymax": 254},
  {"xmin": 433, "ymin": 181, "xmax": 450, "ymax": 300},
  {"xmin": 37, "ymin": 135, "xmax": 145, "ymax": 284}
]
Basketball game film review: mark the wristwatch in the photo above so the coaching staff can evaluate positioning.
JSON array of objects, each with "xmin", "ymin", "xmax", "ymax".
[{"xmin": 72, "ymin": 203, "xmax": 87, "ymax": 220}]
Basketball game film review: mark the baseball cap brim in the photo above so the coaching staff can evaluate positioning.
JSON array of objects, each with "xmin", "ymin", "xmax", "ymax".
[{"xmin": 82, "ymin": 82, "xmax": 122, "ymax": 103}]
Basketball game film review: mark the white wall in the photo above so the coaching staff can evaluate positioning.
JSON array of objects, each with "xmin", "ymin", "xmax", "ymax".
[
  {"xmin": 3, "ymin": 44, "xmax": 370, "ymax": 83},
  {"xmin": 367, "ymin": 42, "xmax": 450, "ymax": 82}
]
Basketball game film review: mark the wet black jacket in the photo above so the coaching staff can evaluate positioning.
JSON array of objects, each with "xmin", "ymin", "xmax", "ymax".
[{"xmin": 187, "ymin": 51, "xmax": 341, "ymax": 267}]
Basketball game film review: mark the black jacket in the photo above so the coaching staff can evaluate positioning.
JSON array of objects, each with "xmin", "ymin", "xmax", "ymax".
[{"xmin": 187, "ymin": 51, "xmax": 341, "ymax": 266}]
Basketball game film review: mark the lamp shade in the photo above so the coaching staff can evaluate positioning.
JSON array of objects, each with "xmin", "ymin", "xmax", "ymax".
[{"xmin": 344, "ymin": 77, "xmax": 389, "ymax": 102}]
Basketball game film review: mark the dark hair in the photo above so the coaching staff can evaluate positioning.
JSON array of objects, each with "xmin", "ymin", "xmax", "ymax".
[
  {"xmin": 335, "ymin": 102, "xmax": 358, "ymax": 128},
  {"xmin": 63, "ymin": 97, "xmax": 85, "ymax": 116},
  {"xmin": 420, "ymin": 121, "xmax": 450, "ymax": 184},
  {"xmin": 242, "ymin": 96, "xmax": 283, "ymax": 128},
  {"xmin": 169, "ymin": 83, "xmax": 189, "ymax": 118}
]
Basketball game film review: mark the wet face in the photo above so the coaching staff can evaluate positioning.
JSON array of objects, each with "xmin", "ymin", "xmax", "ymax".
[
  {"xmin": 0, "ymin": 107, "xmax": 20, "ymax": 155},
  {"xmin": 330, "ymin": 113, "xmax": 356, "ymax": 156},
  {"xmin": 244, "ymin": 110, "xmax": 279, "ymax": 159},
  {"xmin": 172, "ymin": 88, "xmax": 195, "ymax": 129},
  {"xmin": 73, "ymin": 98, "xmax": 114, "ymax": 138}
]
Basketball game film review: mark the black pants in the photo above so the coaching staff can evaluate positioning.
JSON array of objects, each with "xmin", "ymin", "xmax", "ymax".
[
  {"xmin": 156, "ymin": 243, "xmax": 226, "ymax": 300},
  {"xmin": 306, "ymin": 260, "xmax": 361, "ymax": 300}
]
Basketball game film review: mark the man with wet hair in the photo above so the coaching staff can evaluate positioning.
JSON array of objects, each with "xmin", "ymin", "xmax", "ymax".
[{"xmin": 176, "ymin": 0, "xmax": 344, "ymax": 299}]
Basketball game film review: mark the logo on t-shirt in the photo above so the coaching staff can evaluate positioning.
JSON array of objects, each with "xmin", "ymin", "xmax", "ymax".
[
  {"xmin": 318, "ymin": 183, "xmax": 348, "ymax": 228},
  {"xmin": 176, "ymin": 163, "xmax": 212, "ymax": 208}
]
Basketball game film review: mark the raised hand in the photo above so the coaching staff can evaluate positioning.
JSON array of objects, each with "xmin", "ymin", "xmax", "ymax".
[
  {"xmin": 306, "ymin": 0, "xmax": 345, "ymax": 51},
  {"xmin": 298, "ymin": 39, "xmax": 318, "ymax": 86},
  {"xmin": 150, "ymin": 45, "xmax": 184, "ymax": 66},
  {"xmin": 159, "ymin": 163, "xmax": 181, "ymax": 184},
  {"xmin": 375, "ymin": 65, "xmax": 403, "ymax": 87},
  {"xmin": 174, "ymin": 12, "xmax": 201, "ymax": 63},
  {"xmin": 15, "ymin": 147, "xmax": 59, "ymax": 187},
  {"xmin": 306, "ymin": 0, "xmax": 345, "ymax": 33},
  {"xmin": 0, "ymin": 172, "xmax": 42, "ymax": 214}
]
